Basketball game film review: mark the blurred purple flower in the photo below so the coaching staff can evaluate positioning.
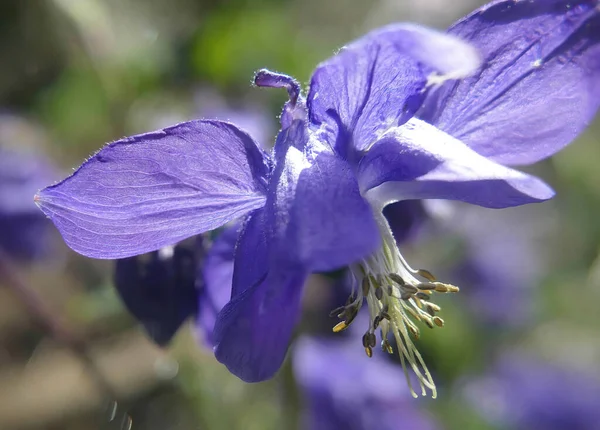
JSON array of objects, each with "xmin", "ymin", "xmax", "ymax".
[
  {"xmin": 35, "ymin": 0, "xmax": 600, "ymax": 396},
  {"xmin": 462, "ymin": 353, "xmax": 600, "ymax": 430},
  {"xmin": 293, "ymin": 334, "xmax": 439, "ymax": 430},
  {"xmin": 449, "ymin": 206, "xmax": 547, "ymax": 327},
  {"xmin": 0, "ymin": 117, "xmax": 57, "ymax": 261}
]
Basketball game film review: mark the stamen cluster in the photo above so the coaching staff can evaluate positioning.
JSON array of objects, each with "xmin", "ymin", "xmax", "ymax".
[{"xmin": 331, "ymin": 226, "xmax": 459, "ymax": 398}]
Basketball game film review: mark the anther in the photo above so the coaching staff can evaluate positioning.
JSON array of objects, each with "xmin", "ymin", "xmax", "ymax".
[
  {"xmin": 375, "ymin": 286, "xmax": 383, "ymax": 301},
  {"xmin": 389, "ymin": 273, "xmax": 406, "ymax": 286},
  {"xmin": 435, "ymin": 284, "xmax": 460, "ymax": 293},
  {"xmin": 433, "ymin": 316, "xmax": 444, "ymax": 327},
  {"xmin": 403, "ymin": 284, "xmax": 419, "ymax": 294},
  {"xmin": 364, "ymin": 346, "xmax": 373, "ymax": 358},
  {"xmin": 367, "ymin": 332, "xmax": 377, "ymax": 348},
  {"xmin": 400, "ymin": 291, "xmax": 414, "ymax": 300},
  {"xmin": 416, "ymin": 292, "xmax": 430, "ymax": 300},
  {"xmin": 407, "ymin": 323, "xmax": 420, "ymax": 339},
  {"xmin": 426, "ymin": 305, "xmax": 436, "ymax": 316},
  {"xmin": 387, "ymin": 285, "xmax": 394, "ymax": 296},
  {"xmin": 381, "ymin": 339, "xmax": 394, "ymax": 354},
  {"xmin": 417, "ymin": 282, "xmax": 437, "ymax": 290},
  {"xmin": 332, "ymin": 321, "xmax": 348, "ymax": 332},
  {"xmin": 427, "ymin": 303, "xmax": 441, "ymax": 313},
  {"xmin": 362, "ymin": 333, "xmax": 371, "ymax": 348},
  {"xmin": 417, "ymin": 269, "xmax": 436, "ymax": 281}
]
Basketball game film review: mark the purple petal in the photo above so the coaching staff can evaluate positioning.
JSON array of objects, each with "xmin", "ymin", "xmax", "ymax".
[
  {"xmin": 36, "ymin": 120, "xmax": 270, "ymax": 259},
  {"xmin": 213, "ymin": 209, "xmax": 307, "ymax": 382},
  {"xmin": 269, "ymin": 126, "xmax": 380, "ymax": 272},
  {"xmin": 359, "ymin": 119, "xmax": 554, "ymax": 209},
  {"xmin": 113, "ymin": 239, "xmax": 199, "ymax": 346},
  {"xmin": 420, "ymin": 0, "xmax": 600, "ymax": 165},
  {"xmin": 307, "ymin": 24, "xmax": 480, "ymax": 159},
  {"xmin": 197, "ymin": 224, "xmax": 240, "ymax": 347}
]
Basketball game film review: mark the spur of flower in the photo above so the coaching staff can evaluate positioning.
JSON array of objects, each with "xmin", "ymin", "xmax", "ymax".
[{"xmin": 35, "ymin": 0, "xmax": 600, "ymax": 398}]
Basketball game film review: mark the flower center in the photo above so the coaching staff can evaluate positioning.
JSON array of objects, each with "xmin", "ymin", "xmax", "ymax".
[{"xmin": 330, "ymin": 218, "xmax": 459, "ymax": 399}]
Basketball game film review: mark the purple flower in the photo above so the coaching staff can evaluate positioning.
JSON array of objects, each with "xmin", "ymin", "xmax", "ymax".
[
  {"xmin": 113, "ymin": 238, "xmax": 201, "ymax": 346},
  {"xmin": 462, "ymin": 353, "xmax": 600, "ymax": 430},
  {"xmin": 35, "ymin": 1, "xmax": 600, "ymax": 397},
  {"xmin": 293, "ymin": 334, "xmax": 439, "ymax": 430},
  {"xmin": 447, "ymin": 205, "xmax": 548, "ymax": 327},
  {"xmin": 0, "ymin": 116, "xmax": 58, "ymax": 260}
]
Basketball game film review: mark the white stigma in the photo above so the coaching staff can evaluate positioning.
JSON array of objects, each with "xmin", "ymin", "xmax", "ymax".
[{"xmin": 331, "ymin": 216, "xmax": 459, "ymax": 399}]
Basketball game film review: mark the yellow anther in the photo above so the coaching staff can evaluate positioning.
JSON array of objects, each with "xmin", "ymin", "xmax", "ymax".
[
  {"xmin": 417, "ymin": 269, "xmax": 436, "ymax": 281},
  {"xmin": 381, "ymin": 340, "xmax": 394, "ymax": 354},
  {"xmin": 364, "ymin": 346, "xmax": 373, "ymax": 358},
  {"xmin": 413, "ymin": 295, "xmax": 423, "ymax": 308},
  {"xmin": 434, "ymin": 283, "xmax": 460, "ymax": 293},
  {"xmin": 407, "ymin": 323, "xmax": 420, "ymax": 339},
  {"xmin": 426, "ymin": 303, "xmax": 441, "ymax": 313},
  {"xmin": 433, "ymin": 316, "xmax": 444, "ymax": 327},
  {"xmin": 332, "ymin": 321, "xmax": 348, "ymax": 333}
]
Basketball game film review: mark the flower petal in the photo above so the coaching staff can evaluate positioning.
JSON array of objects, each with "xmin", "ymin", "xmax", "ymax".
[
  {"xmin": 113, "ymin": 240, "xmax": 199, "ymax": 346},
  {"xmin": 307, "ymin": 24, "xmax": 480, "ymax": 159},
  {"xmin": 214, "ymin": 267, "xmax": 307, "ymax": 382},
  {"xmin": 359, "ymin": 119, "xmax": 554, "ymax": 209},
  {"xmin": 269, "ymin": 125, "xmax": 380, "ymax": 272},
  {"xmin": 213, "ymin": 209, "xmax": 307, "ymax": 382},
  {"xmin": 197, "ymin": 224, "xmax": 240, "ymax": 347},
  {"xmin": 420, "ymin": 0, "xmax": 600, "ymax": 165},
  {"xmin": 35, "ymin": 120, "xmax": 270, "ymax": 259}
]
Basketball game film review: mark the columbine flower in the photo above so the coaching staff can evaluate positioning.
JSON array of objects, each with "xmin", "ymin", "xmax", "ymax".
[{"xmin": 35, "ymin": 0, "xmax": 599, "ymax": 398}]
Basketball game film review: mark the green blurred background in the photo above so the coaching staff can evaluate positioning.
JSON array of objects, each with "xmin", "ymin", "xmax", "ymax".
[{"xmin": 1, "ymin": 0, "xmax": 600, "ymax": 429}]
